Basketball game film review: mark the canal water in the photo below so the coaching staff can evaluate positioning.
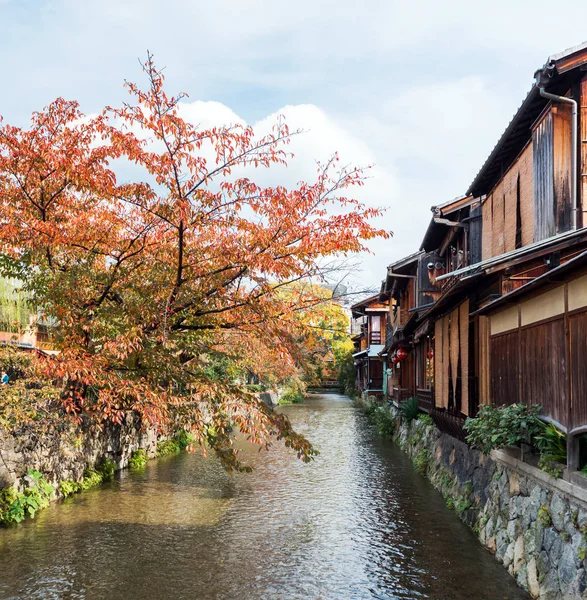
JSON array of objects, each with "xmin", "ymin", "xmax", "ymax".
[{"xmin": 0, "ymin": 393, "xmax": 528, "ymax": 600}]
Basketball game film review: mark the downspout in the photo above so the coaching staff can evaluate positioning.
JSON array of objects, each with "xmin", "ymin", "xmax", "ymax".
[{"xmin": 535, "ymin": 67, "xmax": 578, "ymax": 230}]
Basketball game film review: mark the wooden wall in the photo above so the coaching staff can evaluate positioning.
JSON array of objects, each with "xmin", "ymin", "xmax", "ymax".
[
  {"xmin": 532, "ymin": 104, "xmax": 573, "ymax": 241},
  {"xmin": 487, "ymin": 271, "xmax": 587, "ymax": 431},
  {"xmin": 581, "ymin": 77, "xmax": 587, "ymax": 228},
  {"xmin": 482, "ymin": 142, "xmax": 534, "ymax": 260},
  {"xmin": 521, "ymin": 319, "xmax": 567, "ymax": 426},
  {"xmin": 490, "ymin": 331, "xmax": 520, "ymax": 406},
  {"xmin": 570, "ymin": 311, "xmax": 587, "ymax": 427},
  {"xmin": 533, "ymin": 110, "xmax": 556, "ymax": 241},
  {"xmin": 433, "ymin": 299, "xmax": 470, "ymax": 415}
]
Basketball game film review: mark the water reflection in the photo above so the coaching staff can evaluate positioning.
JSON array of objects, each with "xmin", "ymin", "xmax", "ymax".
[{"xmin": 0, "ymin": 393, "xmax": 528, "ymax": 599}]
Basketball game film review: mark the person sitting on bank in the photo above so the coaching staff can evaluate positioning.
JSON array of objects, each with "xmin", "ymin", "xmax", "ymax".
[{"xmin": 1, "ymin": 371, "xmax": 9, "ymax": 385}]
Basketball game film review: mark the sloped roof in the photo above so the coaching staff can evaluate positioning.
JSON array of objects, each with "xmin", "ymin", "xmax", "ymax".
[{"xmin": 467, "ymin": 42, "xmax": 587, "ymax": 198}]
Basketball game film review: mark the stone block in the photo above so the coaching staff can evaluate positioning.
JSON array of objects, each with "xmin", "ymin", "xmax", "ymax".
[
  {"xmin": 543, "ymin": 527, "xmax": 557, "ymax": 552},
  {"xmin": 516, "ymin": 563, "xmax": 528, "ymax": 591},
  {"xmin": 485, "ymin": 516, "xmax": 495, "ymax": 539},
  {"xmin": 495, "ymin": 529, "xmax": 508, "ymax": 560},
  {"xmin": 527, "ymin": 557, "xmax": 540, "ymax": 598},
  {"xmin": 550, "ymin": 493, "xmax": 568, "ymax": 532},
  {"xmin": 513, "ymin": 534, "xmax": 525, "ymax": 574},
  {"xmin": 503, "ymin": 541, "xmax": 515, "ymax": 568},
  {"xmin": 559, "ymin": 543, "xmax": 579, "ymax": 587},
  {"xmin": 537, "ymin": 550, "xmax": 550, "ymax": 575},
  {"xmin": 507, "ymin": 518, "xmax": 521, "ymax": 541},
  {"xmin": 487, "ymin": 535, "xmax": 497, "ymax": 554},
  {"xmin": 524, "ymin": 521, "xmax": 544, "ymax": 557},
  {"xmin": 539, "ymin": 569, "xmax": 562, "ymax": 600}
]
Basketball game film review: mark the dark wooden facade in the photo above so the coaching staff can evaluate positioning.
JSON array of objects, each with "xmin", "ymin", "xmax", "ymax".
[
  {"xmin": 357, "ymin": 42, "xmax": 587, "ymax": 469},
  {"xmin": 351, "ymin": 295, "xmax": 388, "ymax": 395}
]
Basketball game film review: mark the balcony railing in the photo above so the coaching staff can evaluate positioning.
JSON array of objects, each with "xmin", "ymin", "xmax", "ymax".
[{"xmin": 370, "ymin": 331, "xmax": 381, "ymax": 344}]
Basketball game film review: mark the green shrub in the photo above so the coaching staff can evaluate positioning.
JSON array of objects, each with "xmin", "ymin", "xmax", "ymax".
[
  {"xmin": 413, "ymin": 449, "xmax": 430, "ymax": 475},
  {"xmin": 535, "ymin": 421, "xmax": 567, "ymax": 477},
  {"xmin": 156, "ymin": 439, "xmax": 180, "ymax": 457},
  {"xmin": 363, "ymin": 403, "xmax": 378, "ymax": 418},
  {"xmin": 156, "ymin": 430, "xmax": 196, "ymax": 457},
  {"xmin": 0, "ymin": 470, "xmax": 54, "ymax": 525},
  {"xmin": 399, "ymin": 397, "xmax": 420, "ymax": 422},
  {"xmin": 454, "ymin": 495, "xmax": 473, "ymax": 516},
  {"xmin": 81, "ymin": 468, "xmax": 103, "ymax": 490},
  {"xmin": 464, "ymin": 403, "xmax": 543, "ymax": 455},
  {"xmin": 334, "ymin": 342, "xmax": 356, "ymax": 396},
  {"xmin": 373, "ymin": 407, "xmax": 395, "ymax": 438},
  {"xmin": 444, "ymin": 488, "xmax": 473, "ymax": 517},
  {"xmin": 175, "ymin": 430, "xmax": 196, "ymax": 451},
  {"xmin": 246, "ymin": 383, "xmax": 266, "ymax": 393},
  {"xmin": 129, "ymin": 449, "xmax": 147, "ymax": 470},
  {"xmin": 59, "ymin": 479, "xmax": 81, "ymax": 497},
  {"xmin": 97, "ymin": 457, "xmax": 116, "ymax": 481},
  {"xmin": 538, "ymin": 504, "xmax": 551, "ymax": 527},
  {"xmin": 278, "ymin": 379, "xmax": 305, "ymax": 405},
  {"xmin": 418, "ymin": 413, "xmax": 434, "ymax": 427}
]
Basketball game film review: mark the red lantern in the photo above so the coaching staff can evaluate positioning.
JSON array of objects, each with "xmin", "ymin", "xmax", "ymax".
[
  {"xmin": 397, "ymin": 348, "xmax": 408, "ymax": 360},
  {"xmin": 391, "ymin": 356, "xmax": 399, "ymax": 365},
  {"xmin": 427, "ymin": 348, "xmax": 434, "ymax": 360}
]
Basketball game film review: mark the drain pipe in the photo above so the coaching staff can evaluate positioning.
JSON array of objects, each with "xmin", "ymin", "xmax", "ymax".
[{"xmin": 535, "ymin": 67, "xmax": 578, "ymax": 230}]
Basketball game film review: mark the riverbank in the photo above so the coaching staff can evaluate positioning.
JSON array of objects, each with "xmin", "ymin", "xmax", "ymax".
[
  {"xmin": 0, "ymin": 392, "xmax": 529, "ymax": 600},
  {"xmin": 0, "ymin": 380, "xmax": 304, "ymax": 527},
  {"xmin": 0, "ymin": 412, "xmax": 164, "ymax": 525},
  {"xmin": 361, "ymin": 397, "xmax": 587, "ymax": 600}
]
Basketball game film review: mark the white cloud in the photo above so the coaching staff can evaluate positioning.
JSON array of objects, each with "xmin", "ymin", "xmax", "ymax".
[{"xmin": 5, "ymin": 0, "xmax": 587, "ymax": 292}]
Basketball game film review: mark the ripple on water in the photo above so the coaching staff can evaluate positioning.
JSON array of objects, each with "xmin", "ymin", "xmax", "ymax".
[{"xmin": 0, "ymin": 393, "xmax": 528, "ymax": 600}]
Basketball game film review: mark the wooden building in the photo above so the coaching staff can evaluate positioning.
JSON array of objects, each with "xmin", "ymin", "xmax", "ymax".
[
  {"xmin": 358, "ymin": 42, "xmax": 587, "ymax": 463},
  {"xmin": 350, "ymin": 295, "xmax": 388, "ymax": 395}
]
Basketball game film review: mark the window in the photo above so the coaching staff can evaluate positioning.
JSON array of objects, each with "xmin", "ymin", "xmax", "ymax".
[
  {"xmin": 416, "ymin": 337, "xmax": 434, "ymax": 390},
  {"xmin": 370, "ymin": 315, "xmax": 381, "ymax": 344}
]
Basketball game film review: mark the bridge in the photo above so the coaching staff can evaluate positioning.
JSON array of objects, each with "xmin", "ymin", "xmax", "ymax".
[{"xmin": 307, "ymin": 381, "xmax": 340, "ymax": 392}]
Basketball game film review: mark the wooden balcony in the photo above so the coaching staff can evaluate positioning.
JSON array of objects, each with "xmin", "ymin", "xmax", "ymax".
[{"xmin": 416, "ymin": 389, "xmax": 434, "ymax": 412}]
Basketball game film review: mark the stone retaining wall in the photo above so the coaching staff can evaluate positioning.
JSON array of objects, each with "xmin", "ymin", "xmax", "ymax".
[
  {"xmin": 0, "ymin": 413, "xmax": 158, "ymax": 493},
  {"xmin": 367, "ymin": 400, "xmax": 587, "ymax": 600}
]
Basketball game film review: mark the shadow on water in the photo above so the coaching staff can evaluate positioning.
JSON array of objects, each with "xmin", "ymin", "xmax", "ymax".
[{"xmin": 0, "ymin": 393, "xmax": 528, "ymax": 600}]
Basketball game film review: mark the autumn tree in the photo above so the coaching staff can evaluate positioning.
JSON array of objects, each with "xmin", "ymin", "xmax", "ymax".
[
  {"xmin": 280, "ymin": 283, "xmax": 352, "ymax": 385},
  {"xmin": 0, "ymin": 55, "xmax": 388, "ymax": 470}
]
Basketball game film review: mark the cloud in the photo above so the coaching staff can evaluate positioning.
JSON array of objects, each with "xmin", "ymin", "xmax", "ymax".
[
  {"xmin": 173, "ymin": 99, "xmax": 395, "ymax": 287},
  {"xmin": 4, "ymin": 0, "xmax": 587, "ymax": 291}
]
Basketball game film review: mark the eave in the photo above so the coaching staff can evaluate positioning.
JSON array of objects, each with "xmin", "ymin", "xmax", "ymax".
[
  {"xmin": 475, "ymin": 249, "xmax": 587, "ymax": 316},
  {"xmin": 467, "ymin": 41, "xmax": 587, "ymax": 198}
]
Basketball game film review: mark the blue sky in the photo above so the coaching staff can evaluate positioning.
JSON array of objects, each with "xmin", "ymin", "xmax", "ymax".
[{"xmin": 3, "ymin": 0, "xmax": 587, "ymax": 289}]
